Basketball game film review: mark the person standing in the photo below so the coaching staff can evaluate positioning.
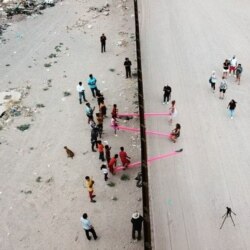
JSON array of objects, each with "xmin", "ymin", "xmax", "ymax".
[
  {"xmin": 223, "ymin": 59, "xmax": 230, "ymax": 78},
  {"xmin": 100, "ymin": 164, "xmax": 108, "ymax": 181},
  {"xmin": 227, "ymin": 99, "xmax": 237, "ymax": 119},
  {"xmin": 97, "ymin": 140, "xmax": 105, "ymax": 161},
  {"xmin": 119, "ymin": 147, "xmax": 131, "ymax": 169},
  {"xmin": 163, "ymin": 85, "xmax": 172, "ymax": 104},
  {"xmin": 111, "ymin": 104, "xmax": 118, "ymax": 118},
  {"xmin": 87, "ymin": 74, "xmax": 98, "ymax": 98},
  {"xmin": 169, "ymin": 100, "xmax": 177, "ymax": 125},
  {"xmin": 76, "ymin": 82, "xmax": 87, "ymax": 104},
  {"xmin": 96, "ymin": 112, "xmax": 104, "ymax": 138},
  {"xmin": 80, "ymin": 213, "xmax": 98, "ymax": 240},
  {"xmin": 96, "ymin": 90, "xmax": 105, "ymax": 107},
  {"xmin": 124, "ymin": 58, "xmax": 132, "ymax": 78},
  {"xmin": 99, "ymin": 101, "xmax": 107, "ymax": 117},
  {"xmin": 209, "ymin": 71, "xmax": 217, "ymax": 93},
  {"xmin": 229, "ymin": 56, "xmax": 237, "ymax": 76},
  {"xmin": 105, "ymin": 145, "xmax": 111, "ymax": 165},
  {"xmin": 91, "ymin": 126, "xmax": 99, "ymax": 152},
  {"xmin": 85, "ymin": 176, "xmax": 96, "ymax": 203},
  {"xmin": 111, "ymin": 117, "xmax": 119, "ymax": 135},
  {"xmin": 108, "ymin": 154, "xmax": 118, "ymax": 175},
  {"xmin": 219, "ymin": 77, "xmax": 228, "ymax": 99},
  {"xmin": 100, "ymin": 33, "xmax": 106, "ymax": 53},
  {"xmin": 131, "ymin": 212, "xmax": 143, "ymax": 241},
  {"xmin": 85, "ymin": 102, "xmax": 95, "ymax": 124},
  {"xmin": 235, "ymin": 64, "xmax": 243, "ymax": 85}
]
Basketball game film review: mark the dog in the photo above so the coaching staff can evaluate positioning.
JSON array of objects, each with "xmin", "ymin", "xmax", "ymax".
[{"xmin": 64, "ymin": 146, "xmax": 75, "ymax": 158}]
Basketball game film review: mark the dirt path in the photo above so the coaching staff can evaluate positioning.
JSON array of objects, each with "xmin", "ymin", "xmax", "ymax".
[{"xmin": 0, "ymin": 0, "xmax": 144, "ymax": 249}]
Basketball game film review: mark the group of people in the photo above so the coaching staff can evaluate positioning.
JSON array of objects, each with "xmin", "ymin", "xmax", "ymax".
[
  {"xmin": 79, "ymin": 34, "xmax": 143, "ymax": 242},
  {"xmin": 209, "ymin": 55, "xmax": 241, "ymax": 118}
]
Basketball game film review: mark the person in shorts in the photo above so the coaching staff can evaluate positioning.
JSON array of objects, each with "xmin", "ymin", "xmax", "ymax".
[
  {"xmin": 223, "ymin": 59, "xmax": 230, "ymax": 78},
  {"xmin": 229, "ymin": 56, "xmax": 237, "ymax": 76},
  {"xmin": 219, "ymin": 77, "xmax": 227, "ymax": 99},
  {"xmin": 235, "ymin": 64, "xmax": 243, "ymax": 85}
]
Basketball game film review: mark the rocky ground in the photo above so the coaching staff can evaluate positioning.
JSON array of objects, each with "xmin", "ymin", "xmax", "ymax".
[{"xmin": 0, "ymin": 0, "xmax": 144, "ymax": 249}]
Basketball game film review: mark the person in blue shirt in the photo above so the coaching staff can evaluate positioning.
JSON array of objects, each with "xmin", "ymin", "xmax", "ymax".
[
  {"xmin": 80, "ymin": 213, "xmax": 98, "ymax": 240},
  {"xmin": 87, "ymin": 74, "xmax": 98, "ymax": 98}
]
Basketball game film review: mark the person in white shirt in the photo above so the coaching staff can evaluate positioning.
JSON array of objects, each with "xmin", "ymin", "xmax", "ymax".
[
  {"xmin": 209, "ymin": 71, "xmax": 217, "ymax": 93},
  {"xmin": 229, "ymin": 56, "xmax": 237, "ymax": 76},
  {"xmin": 76, "ymin": 82, "xmax": 87, "ymax": 104},
  {"xmin": 80, "ymin": 213, "xmax": 98, "ymax": 240}
]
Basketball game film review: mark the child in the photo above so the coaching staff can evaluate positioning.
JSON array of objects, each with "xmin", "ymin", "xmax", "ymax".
[
  {"xmin": 119, "ymin": 147, "xmax": 131, "ymax": 169},
  {"xmin": 111, "ymin": 104, "xmax": 118, "ymax": 118},
  {"xmin": 108, "ymin": 154, "xmax": 118, "ymax": 175},
  {"xmin": 96, "ymin": 90, "xmax": 105, "ymax": 107},
  {"xmin": 169, "ymin": 100, "xmax": 177, "ymax": 125},
  {"xmin": 105, "ymin": 145, "xmax": 111, "ymax": 165},
  {"xmin": 111, "ymin": 117, "xmax": 119, "ymax": 135},
  {"xmin": 100, "ymin": 164, "xmax": 108, "ymax": 181},
  {"xmin": 97, "ymin": 140, "xmax": 105, "ymax": 161},
  {"xmin": 170, "ymin": 123, "xmax": 181, "ymax": 143}
]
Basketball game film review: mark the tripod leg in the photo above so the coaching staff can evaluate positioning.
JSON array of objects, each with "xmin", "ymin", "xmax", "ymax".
[
  {"xmin": 220, "ymin": 216, "xmax": 227, "ymax": 229},
  {"xmin": 230, "ymin": 215, "xmax": 235, "ymax": 226}
]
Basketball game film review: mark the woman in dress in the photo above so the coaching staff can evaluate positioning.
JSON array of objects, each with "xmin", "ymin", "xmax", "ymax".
[{"xmin": 169, "ymin": 100, "xmax": 177, "ymax": 124}]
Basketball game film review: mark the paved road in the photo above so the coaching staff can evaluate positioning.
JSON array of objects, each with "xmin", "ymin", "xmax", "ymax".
[{"xmin": 140, "ymin": 0, "xmax": 250, "ymax": 249}]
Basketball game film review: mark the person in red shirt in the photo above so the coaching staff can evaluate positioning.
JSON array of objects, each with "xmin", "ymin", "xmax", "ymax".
[
  {"xmin": 119, "ymin": 147, "xmax": 131, "ymax": 169},
  {"xmin": 108, "ymin": 154, "xmax": 118, "ymax": 175},
  {"xmin": 97, "ymin": 140, "xmax": 105, "ymax": 162}
]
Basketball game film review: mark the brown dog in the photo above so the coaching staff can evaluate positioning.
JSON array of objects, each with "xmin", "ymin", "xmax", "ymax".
[{"xmin": 64, "ymin": 146, "xmax": 75, "ymax": 158}]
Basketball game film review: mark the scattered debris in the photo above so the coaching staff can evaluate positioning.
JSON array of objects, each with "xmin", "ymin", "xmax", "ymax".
[
  {"xmin": 17, "ymin": 124, "xmax": 30, "ymax": 131},
  {"xmin": 111, "ymin": 196, "xmax": 118, "ymax": 201},
  {"xmin": 36, "ymin": 104, "xmax": 45, "ymax": 108},
  {"xmin": 46, "ymin": 177, "xmax": 53, "ymax": 183},
  {"xmin": 21, "ymin": 190, "xmax": 32, "ymax": 194},
  {"xmin": 36, "ymin": 176, "xmax": 42, "ymax": 182},
  {"xmin": 44, "ymin": 63, "xmax": 51, "ymax": 67},
  {"xmin": 107, "ymin": 181, "xmax": 116, "ymax": 187},
  {"xmin": 63, "ymin": 91, "xmax": 71, "ymax": 97},
  {"xmin": 121, "ymin": 173, "xmax": 130, "ymax": 181},
  {"xmin": 109, "ymin": 68, "xmax": 115, "ymax": 72}
]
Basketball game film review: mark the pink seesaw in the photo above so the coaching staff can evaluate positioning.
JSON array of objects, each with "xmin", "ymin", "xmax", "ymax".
[
  {"xmin": 118, "ymin": 112, "xmax": 170, "ymax": 117},
  {"xmin": 114, "ymin": 149, "xmax": 183, "ymax": 173},
  {"xmin": 117, "ymin": 125, "xmax": 171, "ymax": 138}
]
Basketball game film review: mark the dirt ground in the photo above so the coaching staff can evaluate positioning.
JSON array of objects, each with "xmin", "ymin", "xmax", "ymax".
[{"xmin": 0, "ymin": 0, "xmax": 144, "ymax": 249}]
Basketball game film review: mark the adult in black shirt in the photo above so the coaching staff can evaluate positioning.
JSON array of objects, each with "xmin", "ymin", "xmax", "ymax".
[
  {"xmin": 131, "ymin": 212, "xmax": 143, "ymax": 241},
  {"xmin": 227, "ymin": 99, "xmax": 237, "ymax": 119},
  {"xmin": 163, "ymin": 85, "xmax": 172, "ymax": 104},
  {"xmin": 100, "ymin": 34, "xmax": 106, "ymax": 53},
  {"xmin": 124, "ymin": 58, "xmax": 132, "ymax": 78}
]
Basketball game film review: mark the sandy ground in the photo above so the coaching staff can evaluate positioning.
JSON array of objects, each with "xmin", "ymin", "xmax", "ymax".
[
  {"xmin": 0, "ymin": 0, "xmax": 144, "ymax": 249},
  {"xmin": 140, "ymin": 0, "xmax": 250, "ymax": 249}
]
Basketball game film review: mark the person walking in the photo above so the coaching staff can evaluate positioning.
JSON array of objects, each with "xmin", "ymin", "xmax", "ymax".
[
  {"xmin": 163, "ymin": 85, "xmax": 172, "ymax": 104},
  {"xmin": 119, "ymin": 147, "xmax": 131, "ymax": 169},
  {"xmin": 105, "ymin": 145, "xmax": 111, "ymax": 165},
  {"xmin": 108, "ymin": 154, "xmax": 118, "ymax": 175},
  {"xmin": 229, "ymin": 56, "xmax": 237, "ymax": 76},
  {"xmin": 87, "ymin": 74, "xmax": 98, "ymax": 98},
  {"xmin": 80, "ymin": 213, "xmax": 98, "ymax": 240},
  {"xmin": 219, "ymin": 77, "xmax": 228, "ymax": 99},
  {"xmin": 85, "ymin": 103, "xmax": 95, "ymax": 124},
  {"xmin": 96, "ymin": 90, "xmax": 105, "ymax": 107},
  {"xmin": 85, "ymin": 176, "xmax": 96, "ymax": 203},
  {"xmin": 235, "ymin": 64, "xmax": 243, "ymax": 85},
  {"xmin": 111, "ymin": 117, "xmax": 119, "ymax": 135},
  {"xmin": 124, "ymin": 58, "xmax": 132, "ymax": 78},
  {"xmin": 227, "ymin": 100, "xmax": 237, "ymax": 119},
  {"xmin": 91, "ymin": 126, "xmax": 99, "ymax": 152},
  {"xmin": 100, "ymin": 164, "xmax": 108, "ymax": 181},
  {"xmin": 100, "ymin": 33, "xmax": 106, "ymax": 53},
  {"xmin": 97, "ymin": 140, "xmax": 105, "ymax": 161},
  {"xmin": 170, "ymin": 123, "xmax": 181, "ymax": 143},
  {"xmin": 209, "ymin": 71, "xmax": 217, "ymax": 93},
  {"xmin": 169, "ymin": 100, "xmax": 177, "ymax": 124},
  {"xmin": 76, "ymin": 82, "xmax": 87, "ymax": 104},
  {"xmin": 131, "ymin": 211, "xmax": 143, "ymax": 241},
  {"xmin": 223, "ymin": 59, "xmax": 230, "ymax": 78}
]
